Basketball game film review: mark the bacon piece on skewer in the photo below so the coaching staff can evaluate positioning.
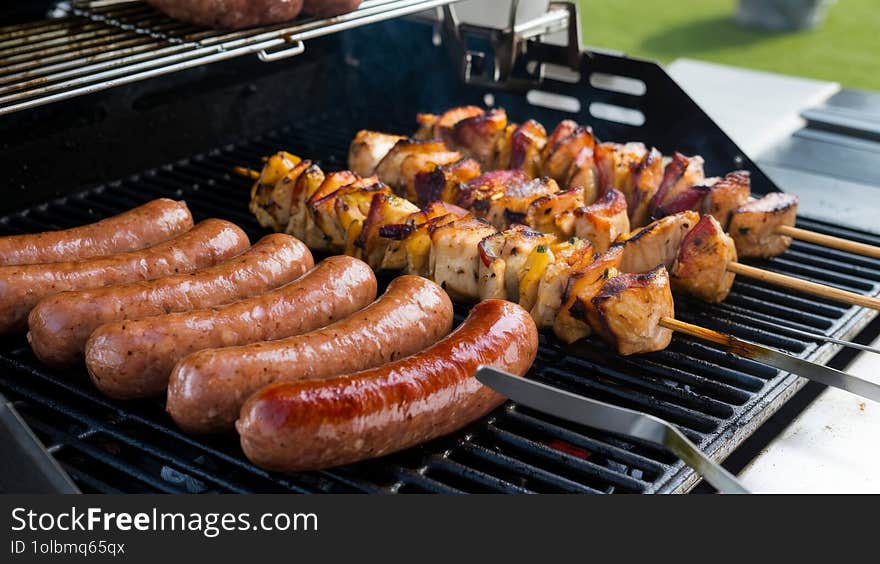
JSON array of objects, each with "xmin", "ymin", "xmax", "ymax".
[
  {"xmin": 615, "ymin": 210, "xmax": 700, "ymax": 274},
  {"xmin": 573, "ymin": 189, "xmax": 630, "ymax": 253},
  {"xmin": 671, "ymin": 215, "xmax": 737, "ymax": 303},
  {"xmin": 729, "ymin": 192, "xmax": 799, "ymax": 258}
]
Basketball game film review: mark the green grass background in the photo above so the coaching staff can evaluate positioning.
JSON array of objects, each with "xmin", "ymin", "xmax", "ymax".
[{"xmin": 576, "ymin": 0, "xmax": 879, "ymax": 91}]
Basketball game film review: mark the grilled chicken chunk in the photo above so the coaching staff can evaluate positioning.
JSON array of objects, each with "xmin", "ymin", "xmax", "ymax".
[
  {"xmin": 412, "ymin": 157, "xmax": 481, "ymax": 207},
  {"xmin": 566, "ymin": 147, "xmax": 600, "ymax": 205},
  {"xmin": 542, "ymin": 124, "xmax": 597, "ymax": 185},
  {"xmin": 728, "ymin": 192, "xmax": 799, "ymax": 258},
  {"xmin": 286, "ymin": 170, "xmax": 358, "ymax": 250},
  {"xmin": 595, "ymin": 142, "xmax": 664, "ymax": 226},
  {"xmin": 282, "ymin": 161, "xmax": 326, "ymax": 243},
  {"xmin": 456, "ymin": 170, "xmax": 559, "ymax": 230},
  {"xmin": 377, "ymin": 201, "xmax": 466, "ymax": 273},
  {"xmin": 525, "ymin": 186, "xmax": 588, "ymax": 238},
  {"xmin": 423, "ymin": 107, "xmax": 508, "ymax": 166},
  {"xmin": 573, "ymin": 189, "xmax": 630, "ymax": 253},
  {"xmin": 477, "ymin": 225, "xmax": 556, "ymax": 301},
  {"xmin": 553, "ymin": 246, "xmax": 623, "ymax": 343},
  {"xmin": 374, "ymin": 139, "xmax": 448, "ymax": 193},
  {"xmin": 249, "ymin": 151, "xmax": 301, "ymax": 231},
  {"xmin": 348, "ymin": 130, "xmax": 407, "ymax": 177},
  {"xmin": 311, "ymin": 178, "xmax": 391, "ymax": 254},
  {"xmin": 701, "ymin": 170, "xmax": 751, "ymax": 230},
  {"xmin": 428, "ymin": 216, "xmax": 498, "ymax": 300},
  {"xmin": 357, "ymin": 193, "xmax": 420, "ymax": 269},
  {"xmin": 616, "ymin": 210, "xmax": 700, "ymax": 273},
  {"xmin": 494, "ymin": 120, "xmax": 548, "ymax": 178},
  {"xmin": 649, "ymin": 153, "xmax": 705, "ymax": 223},
  {"xmin": 589, "ymin": 266, "xmax": 674, "ymax": 356},
  {"xmin": 399, "ymin": 150, "xmax": 463, "ymax": 202},
  {"xmin": 527, "ymin": 238, "xmax": 594, "ymax": 328},
  {"xmin": 671, "ymin": 215, "xmax": 737, "ymax": 303},
  {"xmin": 414, "ymin": 105, "xmax": 484, "ymax": 140}
]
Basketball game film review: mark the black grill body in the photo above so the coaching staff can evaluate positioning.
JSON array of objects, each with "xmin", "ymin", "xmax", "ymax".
[{"xmin": 1, "ymin": 18, "xmax": 878, "ymax": 494}]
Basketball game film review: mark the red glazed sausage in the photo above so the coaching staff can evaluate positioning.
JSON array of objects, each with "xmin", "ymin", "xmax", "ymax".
[
  {"xmin": 237, "ymin": 299, "xmax": 538, "ymax": 472},
  {"xmin": 85, "ymin": 256, "xmax": 378, "ymax": 400},
  {"xmin": 0, "ymin": 199, "xmax": 193, "ymax": 266},
  {"xmin": 28, "ymin": 234, "xmax": 313, "ymax": 367},
  {"xmin": 167, "ymin": 274, "xmax": 453, "ymax": 433},
  {"xmin": 0, "ymin": 219, "xmax": 248, "ymax": 334}
]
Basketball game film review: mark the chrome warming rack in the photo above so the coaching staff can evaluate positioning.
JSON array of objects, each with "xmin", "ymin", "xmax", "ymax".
[{"xmin": 0, "ymin": 0, "xmax": 575, "ymax": 117}]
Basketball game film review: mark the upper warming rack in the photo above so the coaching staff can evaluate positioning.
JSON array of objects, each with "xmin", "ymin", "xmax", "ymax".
[{"xmin": 0, "ymin": 0, "xmax": 468, "ymax": 116}]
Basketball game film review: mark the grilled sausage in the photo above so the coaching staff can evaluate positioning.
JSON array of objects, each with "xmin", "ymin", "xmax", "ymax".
[
  {"xmin": 167, "ymin": 275, "xmax": 453, "ymax": 433},
  {"xmin": 146, "ymin": 0, "xmax": 304, "ymax": 29},
  {"xmin": 0, "ymin": 199, "xmax": 193, "ymax": 266},
  {"xmin": 28, "ymin": 234, "xmax": 313, "ymax": 367},
  {"xmin": 302, "ymin": 0, "xmax": 362, "ymax": 17},
  {"xmin": 0, "ymin": 219, "xmax": 248, "ymax": 334},
  {"xmin": 85, "ymin": 256, "xmax": 377, "ymax": 400},
  {"xmin": 237, "ymin": 299, "xmax": 538, "ymax": 472}
]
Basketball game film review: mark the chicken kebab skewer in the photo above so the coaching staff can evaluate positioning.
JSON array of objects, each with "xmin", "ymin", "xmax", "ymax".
[
  {"xmin": 242, "ymin": 152, "xmax": 880, "ymax": 403},
  {"xmin": 352, "ymin": 105, "xmax": 880, "ymax": 261},
  {"xmin": 345, "ymin": 114, "xmax": 880, "ymax": 311}
]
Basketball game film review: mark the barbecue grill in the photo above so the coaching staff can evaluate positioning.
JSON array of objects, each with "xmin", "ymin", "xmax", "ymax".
[{"xmin": 1, "ymin": 0, "xmax": 878, "ymax": 494}]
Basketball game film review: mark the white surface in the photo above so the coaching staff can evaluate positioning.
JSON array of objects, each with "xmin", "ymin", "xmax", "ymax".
[
  {"xmin": 737, "ymin": 334, "xmax": 880, "ymax": 493},
  {"xmin": 666, "ymin": 59, "xmax": 840, "ymax": 157}
]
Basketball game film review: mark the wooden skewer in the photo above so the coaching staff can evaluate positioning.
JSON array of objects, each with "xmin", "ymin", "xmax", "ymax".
[
  {"xmin": 233, "ymin": 166, "xmax": 260, "ymax": 180},
  {"xmin": 659, "ymin": 317, "xmax": 741, "ymax": 348},
  {"xmin": 727, "ymin": 261, "xmax": 880, "ymax": 311},
  {"xmin": 776, "ymin": 225, "xmax": 880, "ymax": 260}
]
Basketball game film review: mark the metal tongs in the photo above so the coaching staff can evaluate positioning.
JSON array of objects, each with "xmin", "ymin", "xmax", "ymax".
[{"xmin": 475, "ymin": 367, "xmax": 749, "ymax": 494}]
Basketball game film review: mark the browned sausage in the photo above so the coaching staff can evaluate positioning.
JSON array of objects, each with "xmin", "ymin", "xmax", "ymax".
[
  {"xmin": 302, "ymin": 0, "xmax": 362, "ymax": 17},
  {"xmin": 0, "ymin": 219, "xmax": 248, "ymax": 334},
  {"xmin": 0, "ymin": 199, "xmax": 193, "ymax": 266},
  {"xmin": 146, "ymin": 0, "xmax": 304, "ymax": 29},
  {"xmin": 85, "ymin": 256, "xmax": 377, "ymax": 400},
  {"xmin": 167, "ymin": 274, "xmax": 453, "ymax": 433},
  {"xmin": 28, "ymin": 234, "xmax": 313, "ymax": 368},
  {"xmin": 237, "ymin": 299, "xmax": 538, "ymax": 472}
]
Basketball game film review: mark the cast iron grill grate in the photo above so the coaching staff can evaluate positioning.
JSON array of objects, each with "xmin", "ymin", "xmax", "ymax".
[{"xmin": 1, "ymin": 114, "xmax": 878, "ymax": 494}]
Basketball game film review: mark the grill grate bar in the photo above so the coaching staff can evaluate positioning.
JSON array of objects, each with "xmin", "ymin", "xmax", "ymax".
[
  {"xmin": 483, "ymin": 424, "xmax": 649, "ymax": 492},
  {"xmin": 0, "ymin": 0, "xmax": 464, "ymax": 116}
]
